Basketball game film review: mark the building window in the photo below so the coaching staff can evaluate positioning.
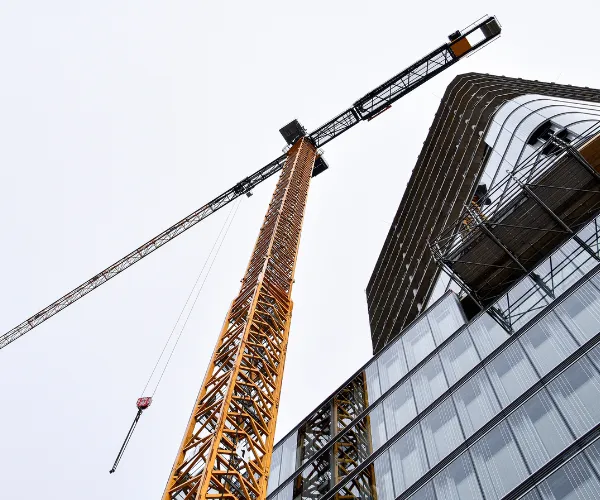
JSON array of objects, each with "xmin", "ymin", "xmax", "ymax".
[
  {"xmin": 412, "ymin": 355, "xmax": 449, "ymax": 411},
  {"xmin": 383, "ymin": 380, "xmax": 416, "ymax": 437},
  {"xmin": 453, "ymin": 369, "xmax": 501, "ymax": 437},
  {"xmin": 389, "ymin": 426, "xmax": 429, "ymax": 493},
  {"xmin": 439, "ymin": 328, "xmax": 480, "ymax": 384},
  {"xmin": 548, "ymin": 357, "xmax": 600, "ymax": 438},
  {"xmin": 433, "ymin": 453, "xmax": 484, "ymax": 500},
  {"xmin": 519, "ymin": 311, "xmax": 578, "ymax": 377},
  {"xmin": 485, "ymin": 340, "xmax": 538, "ymax": 406},
  {"xmin": 421, "ymin": 398, "xmax": 464, "ymax": 466},
  {"xmin": 471, "ymin": 421, "xmax": 529, "ymax": 498},
  {"xmin": 378, "ymin": 338, "xmax": 408, "ymax": 393},
  {"xmin": 536, "ymin": 452, "xmax": 600, "ymax": 500},
  {"xmin": 507, "ymin": 389, "xmax": 573, "ymax": 472},
  {"xmin": 403, "ymin": 319, "xmax": 436, "ymax": 370}
]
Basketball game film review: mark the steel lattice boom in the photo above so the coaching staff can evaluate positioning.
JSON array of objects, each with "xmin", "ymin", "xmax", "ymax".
[
  {"xmin": 163, "ymin": 138, "xmax": 317, "ymax": 500},
  {"xmin": 0, "ymin": 16, "xmax": 500, "ymax": 352},
  {"xmin": 0, "ymin": 155, "xmax": 286, "ymax": 350}
]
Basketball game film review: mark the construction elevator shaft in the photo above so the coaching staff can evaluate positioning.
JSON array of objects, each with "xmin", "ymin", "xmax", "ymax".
[{"xmin": 163, "ymin": 138, "xmax": 317, "ymax": 500}]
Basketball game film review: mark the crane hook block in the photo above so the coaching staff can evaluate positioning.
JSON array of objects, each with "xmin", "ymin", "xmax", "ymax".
[{"xmin": 137, "ymin": 397, "xmax": 152, "ymax": 410}]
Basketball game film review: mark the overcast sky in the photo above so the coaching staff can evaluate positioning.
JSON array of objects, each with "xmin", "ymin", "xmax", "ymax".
[{"xmin": 1, "ymin": 1, "xmax": 598, "ymax": 498}]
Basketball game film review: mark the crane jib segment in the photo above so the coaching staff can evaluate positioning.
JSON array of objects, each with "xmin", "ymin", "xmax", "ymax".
[
  {"xmin": 0, "ymin": 155, "xmax": 286, "ymax": 351},
  {"xmin": 308, "ymin": 15, "xmax": 501, "ymax": 147},
  {"xmin": 0, "ymin": 16, "xmax": 500, "ymax": 353}
]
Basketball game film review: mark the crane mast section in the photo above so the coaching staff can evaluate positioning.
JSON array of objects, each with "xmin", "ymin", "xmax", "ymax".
[
  {"xmin": 308, "ymin": 15, "xmax": 501, "ymax": 147},
  {"xmin": 0, "ymin": 155, "xmax": 286, "ymax": 351},
  {"xmin": 163, "ymin": 138, "xmax": 317, "ymax": 500}
]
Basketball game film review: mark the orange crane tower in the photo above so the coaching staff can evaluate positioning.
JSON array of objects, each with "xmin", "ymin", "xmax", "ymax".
[
  {"xmin": 164, "ymin": 138, "xmax": 316, "ymax": 500},
  {"xmin": 0, "ymin": 16, "xmax": 501, "ymax": 500}
]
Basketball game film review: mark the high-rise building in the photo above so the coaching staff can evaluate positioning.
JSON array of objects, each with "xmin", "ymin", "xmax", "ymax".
[
  {"xmin": 266, "ymin": 74, "xmax": 600, "ymax": 500},
  {"xmin": 367, "ymin": 73, "xmax": 600, "ymax": 354}
]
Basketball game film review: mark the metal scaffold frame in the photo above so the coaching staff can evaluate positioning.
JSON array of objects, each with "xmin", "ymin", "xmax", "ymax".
[
  {"xmin": 431, "ymin": 122, "xmax": 600, "ymax": 331},
  {"xmin": 163, "ymin": 138, "xmax": 317, "ymax": 500}
]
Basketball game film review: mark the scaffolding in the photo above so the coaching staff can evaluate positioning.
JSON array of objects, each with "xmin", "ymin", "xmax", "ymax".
[{"xmin": 431, "ymin": 122, "xmax": 600, "ymax": 332}]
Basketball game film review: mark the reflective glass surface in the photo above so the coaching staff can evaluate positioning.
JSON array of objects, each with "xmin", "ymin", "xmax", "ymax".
[
  {"xmin": 389, "ymin": 426, "xmax": 429, "ymax": 492},
  {"xmin": 508, "ymin": 389, "xmax": 572, "ymax": 471},
  {"xmin": 439, "ymin": 328, "xmax": 480, "ymax": 384},
  {"xmin": 433, "ymin": 453, "xmax": 483, "ymax": 500},
  {"xmin": 378, "ymin": 338, "xmax": 408, "ymax": 394},
  {"xmin": 383, "ymin": 380, "xmax": 416, "ymax": 437},
  {"xmin": 412, "ymin": 355, "xmax": 448, "ymax": 411},
  {"xmin": 421, "ymin": 398, "xmax": 464, "ymax": 466},
  {"xmin": 536, "ymin": 453, "xmax": 600, "ymax": 500},
  {"xmin": 469, "ymin": 313, "xmax": 509, "ymax": 359},
  {"xmin": 548, "ymin": 357, "xmax": 600, "ymax": 438},
  {"xmin": 557, "ymin": 278, "xmax": 600, "ymax": 345},
  {"xmin": 471, "ymin": 421, "xmax": 529, "ymax": 498},
  {"xmin": 519, "ymin": 311, "xmax": 578, "ymax": 377},
  {"xmin": 403, "ymin": 319, "xmax": 436, "ymax": 370},
  {"xmin": 485, "ymin": 340, "xmax": 538, "ymax": 406},
  {"xmin": 453, "ymin": 369, "xmax": 501, "ymax": 437}
]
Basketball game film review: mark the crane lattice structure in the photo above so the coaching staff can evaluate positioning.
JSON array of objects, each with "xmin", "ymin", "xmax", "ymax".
[{"xmin": 0, "ymin": 16, "xmax": 501, "ymax": 500}]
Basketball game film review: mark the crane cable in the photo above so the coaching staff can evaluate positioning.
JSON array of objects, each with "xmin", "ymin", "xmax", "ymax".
[
  {"xmin": 109, "ymin": 196, "xmax": 243, "ymax": 474},
  {"xmin": 141, "ymin": 196, "xmax": 243, "ymax": 398}
]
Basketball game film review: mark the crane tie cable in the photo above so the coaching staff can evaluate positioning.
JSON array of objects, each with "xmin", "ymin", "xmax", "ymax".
[{"xmin": 109, "ymin": 197, "xmax": 243, "ymax": 474}]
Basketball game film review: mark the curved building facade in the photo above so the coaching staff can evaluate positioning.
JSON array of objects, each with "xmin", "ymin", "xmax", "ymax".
[{"xmin": 367, "ymin": 74, "xmax": 600, "ymax": 354}]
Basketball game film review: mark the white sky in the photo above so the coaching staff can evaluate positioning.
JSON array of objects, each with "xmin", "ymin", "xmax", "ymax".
[{"xmin": 1, "ymin": 1, "xmax": 598, "ymax": 498}]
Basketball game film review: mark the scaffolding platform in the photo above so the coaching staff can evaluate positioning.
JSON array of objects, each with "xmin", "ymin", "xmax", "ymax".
[{"xmin": 432, "ymin": 125, "xmax": 600, "ymax": 309}]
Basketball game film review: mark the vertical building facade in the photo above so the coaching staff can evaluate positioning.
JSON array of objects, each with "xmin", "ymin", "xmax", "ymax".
[{"xmin": 266, "ymin": 74, "xmax": 600, "ymax": 500}]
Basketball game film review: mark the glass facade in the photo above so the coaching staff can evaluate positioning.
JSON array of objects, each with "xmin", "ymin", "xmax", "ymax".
[{"xmin": 267, "ymin": 213, "xmax": 600, "ymax": 499}]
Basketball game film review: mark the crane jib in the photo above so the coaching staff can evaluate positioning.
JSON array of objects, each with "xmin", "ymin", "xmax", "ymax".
[{"xmin": 0, "ymin": 16, "xmax": 501, "ymax": 352}]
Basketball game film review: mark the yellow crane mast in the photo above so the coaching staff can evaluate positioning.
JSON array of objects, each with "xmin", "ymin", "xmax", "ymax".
[{"xmin": 163, "ymin": 139, "xmax": 317, "ymax": 499}]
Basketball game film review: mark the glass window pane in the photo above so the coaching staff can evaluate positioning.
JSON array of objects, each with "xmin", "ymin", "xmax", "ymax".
[
  {"xmin": 378, "ymin": 338, "xmax": 408, "ymax": 394},
  {"xmin": 297, "ymin": 403, "xmax": 330, "ymax": 464},
  {"xmin": 421, "ymin": 398, "xmax": 464, "ymax": 466},
  {"xmin": 519, "ymin": 311, "xmax": 578, "ymax": 376},
  {"xmin": 469, "ymin": 313, "xmax": 510, "ymax": 359},
  {"xmin": 434, "ymin": 453, "xmax": 484, "ymax": 500},
  {"xmin": 556, "ymin": 280, "xmax": 600, "ymax": 345},
  {"xmin": 537, "ymin": 452, "xmax": 600, "ymax": 500},
  {"xmin": 454, "ymin": 370, "xmax": 501, "ymax": 437},
  {"xmin": 403, "ymin": 319, "xmax": 436, "ymax": 370},
  {"xmin": 548, "ymin": 357, "xmax": 600, "ymax": 438},
  {"xmin": 370, "ymin": 404, "xmax": 387, "ymax": 452},
  {"xmin": 389, "ymin": 426, "xmax": 429, "ymax": 494},
  {"xmin": 268, "ymin": 445, "xmax": 283, "ymax": 494},
  {"xmin": 412, "ymin": 356, "xmax": 449, "ymax": 411},
  {"xmin": 365, "ymin": 362, "xmax": 382, "ymax": 404},
  {"xmin": 471, "ymin": 421, "xmax": 529, "ymax": 499},
  {"xmin": 485, "ymin": 340, "xmax": 539, "ymax": 406},
  {"xmin": 296, "ymin": 453, "xmax": 332, "ymax": 498},
  {"xmin": 280, "ymin": 431, "xmax": 298, "ymax": 484},
  {"xmin": 383, "ymin": 380, "xmax": 416, "ymax": 438},
  {"xmin": 439, "ymin": 329, "xmax": 480, "ymax": 385},
  {"xmin": 427, "ymin": 294, "xmax": 465, "ymax": 345},
  {"xmin": 508, "ymin": 389, "xmax": 573, "ymax": 472},
  {"xmin": 373, "ymin": 451, "xmax": 395, "ymax": 500},
  {"xmin": 276, "ymin": 481, "xmax": 293, "ymax": 500}
]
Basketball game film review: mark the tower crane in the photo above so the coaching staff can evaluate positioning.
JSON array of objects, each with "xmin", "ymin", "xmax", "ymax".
[{"xmin": 1, "ymin": 16, "xmax": 501, "ymax": 500}]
